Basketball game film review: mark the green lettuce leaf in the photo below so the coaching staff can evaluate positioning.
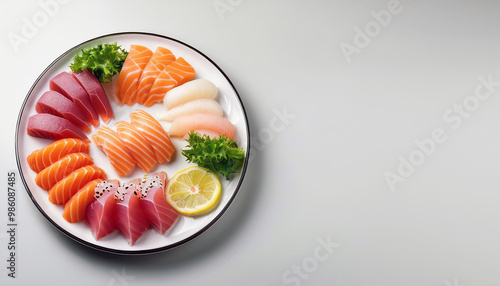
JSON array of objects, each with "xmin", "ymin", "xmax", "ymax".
[
  {"xmin": 182, "ymin": 132, "xmax": 245, "ymax": 180},
  {"xmin": 70, "ymin": 42, "xmax": 128, "ymax": 83}
]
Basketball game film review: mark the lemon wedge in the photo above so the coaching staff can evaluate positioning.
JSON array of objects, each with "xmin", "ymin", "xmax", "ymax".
[{"xmin": 165, "ymin": 166, "xmax": 221, "ymax": 215}]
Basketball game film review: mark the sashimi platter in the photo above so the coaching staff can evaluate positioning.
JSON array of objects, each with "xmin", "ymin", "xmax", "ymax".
[{"xmin": 15, "ymin": 32, "xmax": 250, "ymax": 254}]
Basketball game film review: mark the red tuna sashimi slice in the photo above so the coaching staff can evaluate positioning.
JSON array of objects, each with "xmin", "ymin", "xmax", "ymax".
[
  {"xmin": 73, "ymin": 69, "xmax": 114, "ymax": 124},
  {"xmin": 137, "ymin": 172, "xmax": 178, "ymax": 234},
  {"xmin": 36, "ymin": 91, "xmax": 92, "ymax": 133},
  {"xmin": 86, "ymin": 179, "xmax": 120, "ymax": 240},
  {"xmin": 27, "ymin": 113, "xmax": 88, "ymax": 140},
  {"xmin": 50, "ymin": 71, "xmax": 99, "ymax": 127},
  {"xmin": 115, "ymin": 183, "xmax": 149, "ymax": 246}
]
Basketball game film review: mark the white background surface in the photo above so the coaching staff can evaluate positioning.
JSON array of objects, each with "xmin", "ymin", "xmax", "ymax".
[{"xmin": 1, "ymin": 0, "xmax": 500, "ymax": 285}]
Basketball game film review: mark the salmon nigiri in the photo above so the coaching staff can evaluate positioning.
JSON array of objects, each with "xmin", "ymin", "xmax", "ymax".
[
  {"xmin": 136, "ymin": 47, "xmax": 176, "ymax": 105},
  {"xmin": 27, "ymin": 138, "xmax": 90, "ymax": 173},
  {"xmin": 48, "ymin": 165, "xmax": 106, "ymax": 205},
  {"xmin": 129, "ymin": 109, "xmax": 175, "ymax": 163},
  {"xmin": 169, "ymin": 113, "xmax": 237, "ymax": 140},
  {"xmin": 91, "ymin": 126, "xmax": 136, "ymax": 176},
  {"xmin": 116, "ymin": 45, "xmax": 153, "ymax": 106},
  {"xmin": 35, "ymin": 153, "xmax": 93, "ymax": 190},
  {"xmin": 62, "ymin": 178, "xmax": 102, "ymax": 223},
  {"xmin": 114, "ymin": 121, "xmax": 157, "ymax": 173},
  {"xmin": 144, "ymin": 57, "xmax": 195, "ymax": 107}
]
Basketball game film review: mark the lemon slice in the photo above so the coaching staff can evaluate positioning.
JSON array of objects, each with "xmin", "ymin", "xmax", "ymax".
[{"xmin": 165, "ymin": 166, "xmax": 221, "ymax": 215}]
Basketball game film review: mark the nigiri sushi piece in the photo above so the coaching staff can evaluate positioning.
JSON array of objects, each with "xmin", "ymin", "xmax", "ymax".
[
  {"xmin": 163, "ymin": 79, "xmax": 217, "ymax": 110},
  {"xmin": 136, "ymin": 47, "xmax": 176, "ymax": 105},
  {"xmin": 48, "ymin": 165, "xmax": 107, "ymax": 205},
  {"xmin": 116, "ymin": 45, "xmax": 153, "ymax": 106},
  {"xmin": 114, "ymin": 121, "xmax": 157, "ymax": 173},
  {"xmin": 35, "ymin": 152, "xmax": 93, "ymax": 190},
  {"xmin": 86, "ymin": 179, "xmax": 120, "ymax": 240},
  {"xmin": 27, "ymin": 113, "xmax": 88, "ymax": 140},
  {"xmin": 158, "ymin": 98, "xmax": 223, "ymax": 122},
  {"xmin": 36, "ymin": 90, "xmax": 92, "ymax": 133},
  {"xmin": 169, "ymin": 113, "xmax": 236, "ymax": 140},
  {"xmin": 73, "ymin": 69, "xmax": 114, "ymax": 124},
  {"xmin": 115, "ymin": 182, "xmax": 149, "ymax": 246},
  {"xmin": 62, "ymin": 178, "xmax": 102, "ymax": 223},
  {"xmin": 136, "ymin": 172, "xmax": 178, "ymax": 234},
  {"xmin": 50, "ymin": 71, "xmax": 99, "ymax": 127},
  {"xmin": 91, "ymin": 126, "xmax": 136, "ymax": 176},
  {"xmin": 144, "ymin": 57, "xmax": 196, "ymax": 107},
  {"xmin": 129, "ymin": 109, "xmax": 175, "ymax": 163},
  {"xmin": 27, "ymin": 138, "xmax": 90, "ymax": 173}
]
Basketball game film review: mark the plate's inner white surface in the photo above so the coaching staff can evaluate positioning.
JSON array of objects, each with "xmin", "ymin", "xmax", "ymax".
[{"xmin": 17, "ymin": 33, "xmax": 248, "ymax": 252}]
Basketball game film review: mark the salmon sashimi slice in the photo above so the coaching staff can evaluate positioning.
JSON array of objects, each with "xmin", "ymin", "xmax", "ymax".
[
  {"xmin": 169, "ymin": 113, "xmax": 237, "ymax": 140},
  {"xmin": 62, "ymin": 178, "xmax": 102, "ymax": 223},
  {"xmin": 86, "ymin": 179, "xmax": 120, "ymax": 240},
  {"xmin": 136, "ymin": 47, "xmax": 176, "ymax": 105},
  {"xmin": 50, "ymin": 71, "xmax": 99, "ymax": 127},
  {"xmin": 115, "ymin": 45, "xmax": 153, "ymax": 106},
  {"xmin": 129, "ymin": 109, "xmax": 175, "ymax": 163},
  {"xmin": 48, "ymin": 165, "xmax": 107, "ymax": 205},
  {"xmin": 144, "ymin": 57, "xmax": 196, "ymax": 107},
  {"xmin": 115, "ymin": 182, "xmax": 149, "ymax": 246},
  {"xmin": 136, "ymin": 172, "xmax": 178, "ymax": 234},
  {"xmin": 114, "ymin": 121, "xmax": 157, "ymax": 173},
  {"xmin": 91, "ymin": 126, "xmax": 136, "ymax": 176},
  {"xmin": 27, "ymin": 113, "xmax": 88, "ymax": 140},
  {"xmin": 35, "ymin": 153, "xmax": 94, "ymax": 190},
  {"xmin": 36, "ymin": 90, "xmax": 92, "ymax": 133},
  {"xmin": 27, "ymin": 138, "xmax": 90, "ymax": 173}
]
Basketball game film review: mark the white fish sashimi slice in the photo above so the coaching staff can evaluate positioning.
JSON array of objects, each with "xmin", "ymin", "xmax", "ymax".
[
  {"xmin": 158, "ymin": 98, "xmax": 223, "ymax": 122},
  {"xmin": 163, "ymin": 79, "xmax": 218, "ymax": 110}
]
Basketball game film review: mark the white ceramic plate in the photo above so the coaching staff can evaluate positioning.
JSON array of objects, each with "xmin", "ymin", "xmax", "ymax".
[{"xmin": 15, "ymin": 32, "xmax": 250, "ymax": 255}]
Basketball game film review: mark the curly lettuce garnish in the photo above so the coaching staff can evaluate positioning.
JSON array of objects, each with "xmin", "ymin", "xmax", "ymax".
[
  {"xmin": 70, "ymin": 43, "xmax": 128, "ymax": 83},
  {"xmin": 182, "ymin": 132, "xmax": 245, "ymax": 180}
]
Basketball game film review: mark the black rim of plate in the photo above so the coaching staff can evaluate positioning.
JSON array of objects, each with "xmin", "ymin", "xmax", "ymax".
[{"xmin": 15, "ymin": 32, "xmax": 250, "ymax": 255}]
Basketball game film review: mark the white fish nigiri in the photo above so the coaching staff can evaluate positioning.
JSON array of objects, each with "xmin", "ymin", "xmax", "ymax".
[
  {"xmin": 163, "ymin": 79, "xmax": 217, "ymax": 110},
  {"xmin": 158, "ymin": 98, "xmax": 224, "ymax": 122},
  {"xmin": 169, "ymin": 113, "xmax": 236, "ymax": 140}
]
